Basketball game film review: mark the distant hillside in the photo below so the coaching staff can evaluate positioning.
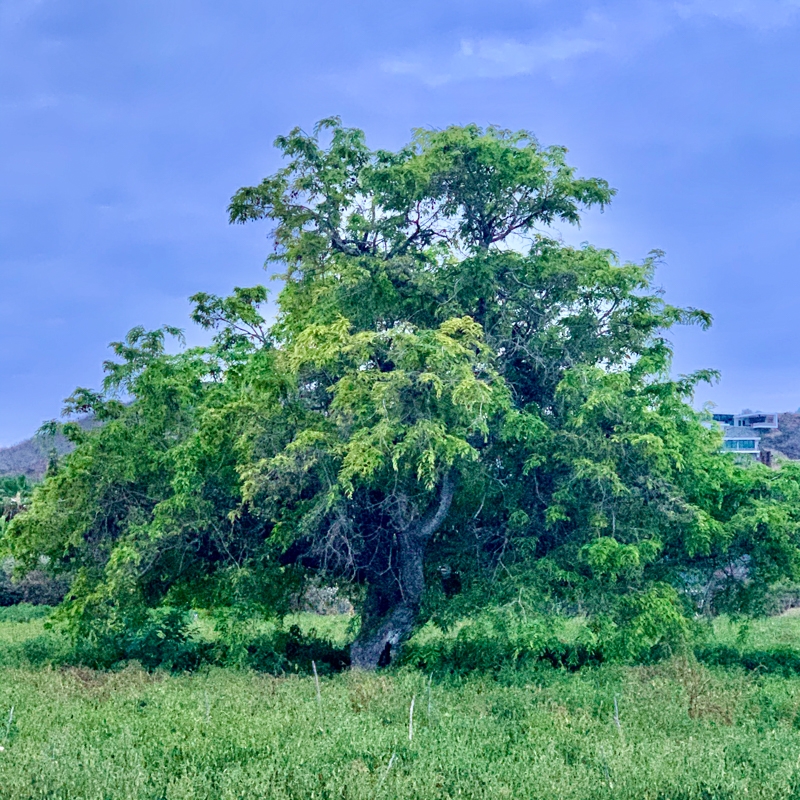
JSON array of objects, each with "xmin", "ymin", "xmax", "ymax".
[
  {"xmin": 761, "ymin": 413, "xmax": 800, "ymax": 460},
  {"xmin": 0, "ymin": 431, "xmax": 74, "ymax": 480},
  {"xmin": 0, "ymin": 419, "xmax": 98, "ymax": 480}
]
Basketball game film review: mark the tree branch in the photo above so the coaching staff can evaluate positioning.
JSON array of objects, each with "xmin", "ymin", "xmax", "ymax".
[{"xmin": 415, "ymin": 470, "xmax": 456, "ymax": 542}]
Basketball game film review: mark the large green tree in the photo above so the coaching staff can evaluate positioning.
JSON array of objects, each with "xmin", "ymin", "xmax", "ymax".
[{"xmin": 6, "ymin": 120, "xmax": 800, "ymax": 668}]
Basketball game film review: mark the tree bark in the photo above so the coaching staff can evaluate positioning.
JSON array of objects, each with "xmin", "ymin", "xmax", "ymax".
[{"xmin": 350, "ymin": 472, "xmax": 455, "ymax": 670}]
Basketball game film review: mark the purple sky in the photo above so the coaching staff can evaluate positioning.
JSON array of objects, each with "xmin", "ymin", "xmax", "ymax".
[{"xmin": 2, "ymin": 0, "xmax": 800, "ymax": 444}]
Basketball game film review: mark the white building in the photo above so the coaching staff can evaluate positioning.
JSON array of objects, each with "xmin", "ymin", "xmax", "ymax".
[{"xmin": 711, "ymin": 412, "xmax": 778, "ymax": 459}]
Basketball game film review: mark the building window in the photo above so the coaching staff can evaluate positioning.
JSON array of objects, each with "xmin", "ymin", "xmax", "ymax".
[{"xmin": 724, "ymin": 440, "xmax": 756, "ymax": 450}]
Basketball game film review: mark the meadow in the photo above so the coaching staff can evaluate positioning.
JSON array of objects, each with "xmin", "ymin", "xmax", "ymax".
[{"xmin": 2, "ymin": 610, "xmax": 800, "ymax": 798}]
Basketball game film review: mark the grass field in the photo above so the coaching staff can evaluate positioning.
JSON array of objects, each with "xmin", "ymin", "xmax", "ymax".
[{"xmin": 3, "ymin": 612, "xmax": 800, "ymax": 799}]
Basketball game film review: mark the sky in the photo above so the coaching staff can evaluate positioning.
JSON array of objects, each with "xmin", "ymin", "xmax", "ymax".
[{"xmin": 1, "ymin": 0, "xmax": 800, "ymax": 445}]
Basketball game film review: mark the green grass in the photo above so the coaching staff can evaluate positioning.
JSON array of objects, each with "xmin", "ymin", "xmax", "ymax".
[
  {"xmin": 710, "ymin": 611, "xmax": 800, "ymax": 650},
  {"xmin": 4, "ymin": 658, "xmax": 800, "ymax": 798},
  {"xmin": 3, "ymin": 613, "xmax": 800, "ymax": 798}
]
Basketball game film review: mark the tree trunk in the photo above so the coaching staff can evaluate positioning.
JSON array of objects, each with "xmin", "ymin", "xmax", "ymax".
[{"xmin": 350, "ymin": 473, "xmax": 455, "ymax": 670}]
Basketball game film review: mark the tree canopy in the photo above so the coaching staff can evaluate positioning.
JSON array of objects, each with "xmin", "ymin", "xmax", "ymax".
[{"xmin": 6, "ymin": 120, "xmax": 800, "ymax": 668}]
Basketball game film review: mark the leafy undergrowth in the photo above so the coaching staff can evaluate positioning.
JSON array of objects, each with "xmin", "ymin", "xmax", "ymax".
[
  {"xmin": 0, "ymin": 610, "xmax": 354, "ymax": 675},
  {"xmin": 401, "ymin": 613, "xmax": 605, "ymax": 674},
  {"xmin": 7, "ymin": 607, "xmax": 800, "ymax": 682}
]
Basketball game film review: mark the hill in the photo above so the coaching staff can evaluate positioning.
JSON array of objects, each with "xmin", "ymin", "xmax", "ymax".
[
  {"xmin": 0, "ymin": 419, "xmax": 98, "ymax": 480},
  {"xmin": 0, "ymin": 430, "xmax": 74, "ymax": 479},
  {"xmin": 761, "ymin": 412, "xmax": 800, "ymax": 460}
]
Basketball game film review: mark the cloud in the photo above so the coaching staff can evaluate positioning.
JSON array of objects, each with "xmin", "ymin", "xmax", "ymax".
[
  {"xmin": 381, "ymin": 6, "xmax": 657, "ymax": 84},
  {"xmin": 381, "ymin": 0, "xmax": 800, "ymax": 85},
  {"xmin": 675, "ymin": 0, "xmax": 800, "ymax": 29}
]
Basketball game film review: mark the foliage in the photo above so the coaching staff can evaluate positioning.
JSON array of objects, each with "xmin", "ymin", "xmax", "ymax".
[
  {"xmin": 5, "ymin": 119, "xmax": 800, "ymax": 665},
  {"xmin": 0, "ymin": 610, "xmax": 351, "ymax": 674},
  {"xmin": 65, "ymin": 607, "xmax": 213, "ymax": 671}
]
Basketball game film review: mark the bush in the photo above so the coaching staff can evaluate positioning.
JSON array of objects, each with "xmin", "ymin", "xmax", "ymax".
[
  {"xmin": 695, "ymin": 644, "xmax": 800, "ymax": 676},
  {"xmin": 0, "ymin": 559, "xmax": 69, "ymax": 606},
  {"xmin": 760, "ymin": 581, "xmax": 800, "ymax": 616},
  {"xmin": 0, "ymin": 603, "xmax": 52, "ymax": 622},
  {"xmin": 402, "ymin": 591, "xmax": 695, "ymax": 674},
  {"xmin": 246, "ymin": 624, "xmax": 350, "ymax": 675},
  {"xmin": 49, "ymin": 606, "xmax": 350, "ymax": 674},
  {"xmin": 401, "ymin": 610, "xmax": 603, "ymax": 674},
  {"xmin": 597, "ymin": 584, "xmax": 694, "ymax": 663},
  {"xmin": 0, "ymin": 631, "xmax": 72, "ymax": 668},
  {"xmin": 68, "ymin": 608, "xmax": 215, "ymax": 671},
  {"xmin": 21, "ymin": 633, "xmax": 73, "ymax": 667}
]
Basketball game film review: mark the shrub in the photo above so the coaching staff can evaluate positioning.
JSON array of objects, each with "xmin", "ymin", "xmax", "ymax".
[
  {"xmin": 402, "ymin": 591, "xmax": 696, "ymax": 674},
  {"xmin": 0, "ymin": 603, "xmax": 52, "ymax": 622},
  {"xmin": 21, "ymin": 633, "xmax": 72, "ymax": 667},
  {"xmin": 695, "ymin": 644, "xmax": 800, "ymax": 676},
  {"xmin": 0, "ymin": 631, "xmax": 71, "ymax": 668},
  {"xmin": 601, "ymin": 584, "xmax": 693, "ymax": 663},
  {"xmin": 401, "ymin": 609, "xmax": 603, "ymax": 674},
  {"xmin": 47, "ymin": 606, "xmax": 350, "ymax": 674},
  {"xmin": 0, "ymin": 559, "xmax": 69, "ymax": 606},
  {"xmin": 246, "ymin": 624, "xmax": 350, "ymax": 675},
  {"xmin": 68, "ymin": 608, "xmax": 214, "ymax": 671}
]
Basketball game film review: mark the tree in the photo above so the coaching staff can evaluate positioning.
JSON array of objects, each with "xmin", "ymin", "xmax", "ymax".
[
  {"xmin": 224, "ymin": 120, "xmax": 716, "ymax": 666},
  {"xmin": 6, "ymin": 120, "xmax": 800, "ymax": 669},
  {"xmin": 1, "ymin": 475, "xmax": 31, "ymax": 524}
]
